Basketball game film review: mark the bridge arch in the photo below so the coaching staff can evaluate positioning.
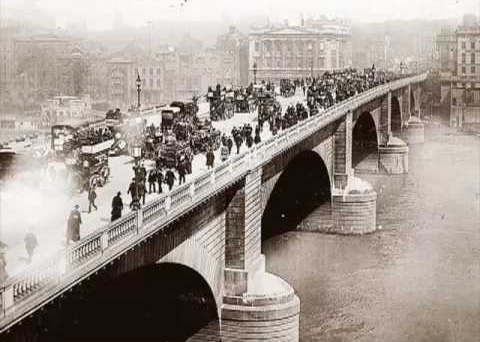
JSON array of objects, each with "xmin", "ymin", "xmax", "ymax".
[
  {"xmin": 261, "ymin": 150, "xmax": 331, "ymax": 240},
  {"xmin": 352, "ymin": 111, "xmax": 379, "ymax": 169},
  {"xmin": 391, "ymin": 95, "xmax": 402, "ymax": 132},
  {"xmin": 32, "ymin": 261, "xmax": 219, "ymax": 342}
]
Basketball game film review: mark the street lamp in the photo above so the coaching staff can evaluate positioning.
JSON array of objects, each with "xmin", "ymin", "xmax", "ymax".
[
  {"xmin": 253, "ymin": 62, "xmax": 257, "ymax": 84},
  {"xmin": 136, "ymin": 73, "xmax": 142, "ymax": 109},
  {"xmin": 131, "ymin": 145, "xmax": 142, "ymax": 210}
]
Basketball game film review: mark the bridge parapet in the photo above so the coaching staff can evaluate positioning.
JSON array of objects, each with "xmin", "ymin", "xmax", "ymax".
[{"xmin": 0, "ymin": 73, "xmax": 427, "ymax": 331}]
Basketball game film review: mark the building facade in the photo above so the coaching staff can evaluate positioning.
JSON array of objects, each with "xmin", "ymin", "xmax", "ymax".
[
  {"xmin": 450, "ymin": 18, "xmax": 480, "ymax": 127},
  {"xmin": 248, "ymin": 20, "xmax": 352, "ymax": 83},
  {"xmin": 40, "ymin": 95, "xmax": 92, "ymax": 124}
]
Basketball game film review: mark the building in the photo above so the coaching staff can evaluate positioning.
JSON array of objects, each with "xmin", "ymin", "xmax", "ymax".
[
  {"xmin": 436, "ymin": 28, "xmax": 456, "ymax": 73},
  {"xmin": 216, "ymin": 26, "xmax": 249, "ymax": 86},
  {"xmin": 40, "ymin": 95, "xmax": 92, "ymax": 124},
  {"xmin": 248, "ymin": 19, "xmax": 352, "ymax": 83},
  {"xmin": 107, "ymin": 48, "xmax": 177, "ymax": 109},
  {"xmin": 450, "ymin": 15, "xmax": 480, "ymax": 127}
]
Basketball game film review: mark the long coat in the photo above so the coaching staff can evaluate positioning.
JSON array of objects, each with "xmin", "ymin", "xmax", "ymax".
[
  {"xmin": 111, "ymin": 195, "xmax": 124, "ymax": 221},
  {"xmin": 67, "ymin": 209, "xmax": 82, "ymax": 242}
]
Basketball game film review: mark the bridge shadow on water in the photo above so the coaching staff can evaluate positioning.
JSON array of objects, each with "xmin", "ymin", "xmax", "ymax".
[
  {"xmin": 35, "ymin": 263, "xmax": 218, "ymax": 342},
  {"xmin": 262, "ymin": 151, "xmax": 331, "ymax": 241}
]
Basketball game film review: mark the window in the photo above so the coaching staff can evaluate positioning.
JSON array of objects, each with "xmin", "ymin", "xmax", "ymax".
[
  {"xmin": 157, "ymin": 78, "xmax": 161, "ymax": 87},
  {"xmin": 472, "ymin": 53, "xmax": 476, "ymax": 64},
  {"xmin": 462, "ymin": 41, "xmax": 466, "ymax": 49},
  {"xmin": 142, "ymin": 68, "xmax": 146, "ymax": 75},
  {"xmin": 255, "ymin": 42, "xmax": 260, "ymax": 52},
  {"xmin": 319, "ymin": 42, "xmax": 325, "ymax": 50},
  {"xmin": 318, "ymin": 57, "xmax": 325, "ymax": 68},
  {"xmin": 156, "ymin": 68, "xmax": 161, "ymax": 75},
  {"xmin": 149, "ymin": 68, "xmax": 153, "ymax": 76},
  {"xmin": 462, "ymin": 66, "xmax": 466, "ymax": 74},
  {"xmin": 149, "ymin": 79, "xmax": 153, "ymax": 87},
  {"xmin": 462, "ymin": 53, "xmax": 466, "ymax": 63},
  {"xmin": 472, "ymin": 41, "xmax": 476, "ymax": 49},
  {"xmin": 472, "ymin": 66, "xmax": 476, "ymax": 74}
]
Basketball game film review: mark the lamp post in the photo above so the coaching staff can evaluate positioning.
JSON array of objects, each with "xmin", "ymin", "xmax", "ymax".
[
  {"xmin": 253, "ymin": 62, "xmax": 257, "ymax": 84},
  {"xmin": 131, "ymin": 145, "xmax": 142, "ymax": 210},
  {"xmin": 136, "ymin": 73, "xmax": 142, "ymax": 109}
]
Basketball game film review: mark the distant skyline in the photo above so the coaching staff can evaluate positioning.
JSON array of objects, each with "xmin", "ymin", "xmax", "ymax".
[{"xmin": 1, "ymin": 0, "xmax": 479, "ymax": 30}]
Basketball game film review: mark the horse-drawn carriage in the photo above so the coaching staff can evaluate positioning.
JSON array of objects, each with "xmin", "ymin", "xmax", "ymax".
[
  {"xmin": 235, "ymin": 90, "xmax": 250, "ymax": 113},
  {"xmin": 159, "ymin": 135, "xmax": 191, "ymax": 169}
]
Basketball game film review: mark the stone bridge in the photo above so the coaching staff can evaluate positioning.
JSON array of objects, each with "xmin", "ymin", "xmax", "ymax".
[{"xmin": 0, "ymin": 74, "xmax": 427, "ymax": 342}]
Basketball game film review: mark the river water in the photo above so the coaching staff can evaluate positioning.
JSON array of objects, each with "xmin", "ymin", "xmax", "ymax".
[{"xmin": 263, "ymin": 124, "xmax": 480, "ymax": 342}]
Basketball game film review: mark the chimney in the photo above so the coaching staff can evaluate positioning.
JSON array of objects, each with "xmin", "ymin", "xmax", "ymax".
[
  {"xmin": 284, "ymin": 19, "xmax": 289, "ymax": 27},
  {"xmin": 301, "ymin": 13, "xmax": 305, "ymax": 27}
]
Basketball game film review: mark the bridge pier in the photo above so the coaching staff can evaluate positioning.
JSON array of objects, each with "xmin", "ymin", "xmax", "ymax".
[
  {"xmin": 222, "ymin": 167, "xmax": 300, "ymax": 342},
  {"xmin": 399, "ymin": 116, "xmax": 425, "ymax": 145},
  {"xmin": 330, "ymin": 171, "xmax": 378, "ymax": 235},
  {"xmin": 378, "ymin": 136, "xmax": 409, "ymax": 174}
]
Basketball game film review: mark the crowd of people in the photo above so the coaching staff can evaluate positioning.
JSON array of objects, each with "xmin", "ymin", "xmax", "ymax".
[{"xmin": 63, "ymin": 67, "xmax": 403, "ymax": 250}]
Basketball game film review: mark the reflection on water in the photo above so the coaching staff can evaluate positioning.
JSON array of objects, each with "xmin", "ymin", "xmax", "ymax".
[{"xmin": 263, "ymin": 125, "xmax": 480, "ymax": 342}]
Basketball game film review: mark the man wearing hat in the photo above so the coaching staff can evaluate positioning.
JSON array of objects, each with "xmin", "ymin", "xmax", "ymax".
[{"xmin": 67, "ymin": 204, "xmax": 82, "ymax": 244}]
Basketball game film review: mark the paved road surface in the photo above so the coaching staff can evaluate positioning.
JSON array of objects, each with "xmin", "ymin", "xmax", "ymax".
[{"xmin": 1, "ymin": 91, "xmax": 305, "ymax": 277}]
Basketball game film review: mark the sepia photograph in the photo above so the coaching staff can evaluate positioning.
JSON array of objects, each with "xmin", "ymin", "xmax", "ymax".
[{"xmin": 0, "ymin": 0, "xmax": 479, "ymax": 341}]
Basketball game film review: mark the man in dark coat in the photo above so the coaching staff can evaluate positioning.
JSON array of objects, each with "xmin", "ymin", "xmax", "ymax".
[
  {"xmin": 67, "ymin": 204, "xmax": 82, "ymax": 244},
  {"xmin": 111, "ymin": 192, "xmax": 124, "ymax": 222},
  {"xmin": 234, "ymin": 133, "xmax": 243, "ymax": 154},
  {"xmin": 246, "ymin": 134, "xmax": 254, "ymax": 148},
  {"xmin": 178, "ymin": 160, "xmax": 187, "ymax": 185},
  {"xmin": 88, "ymin": 186, "xmax": 97, "ymax": 213},
  {"xmin": 148, "ymin": 170, "xmax": 157, "ymax": 194},
  {"xmin": 127, "ymin": 178, "xmax": 137, "ymax": 208},
  {"xmin": 254, "ymin": 132, "xmax": 261, "ymax": 144},
  {"xmin": 165, "ymin": 168, "xmax": 176, "ymax": 191},
  {"xmin": 206, "ymin": 149, "xmax": 215, "ymax": 169},
  {"xmin": 156, "ymin": 169, "xmax": 164, "ymax": 194},
  {"xmin": 226, "ymin": 136, "xmax": 233, "ymax": 155}
]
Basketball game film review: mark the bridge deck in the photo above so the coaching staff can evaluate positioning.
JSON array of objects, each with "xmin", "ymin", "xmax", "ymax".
[{"xmin": 0, "ymin": 74, "xmax": 427, "ymax": 332}]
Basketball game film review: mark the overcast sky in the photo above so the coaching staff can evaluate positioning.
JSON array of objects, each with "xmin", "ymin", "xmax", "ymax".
[{"xmin": 2, "ymin": 0, "xmax": 479, "ymax": 30}]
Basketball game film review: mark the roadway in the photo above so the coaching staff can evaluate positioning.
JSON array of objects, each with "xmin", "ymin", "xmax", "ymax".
[{"xmin": 1, "ymin": 90, "xmax": 305, "ymax": 278}]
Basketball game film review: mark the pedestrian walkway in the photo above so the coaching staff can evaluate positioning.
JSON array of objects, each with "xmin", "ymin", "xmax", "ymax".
[{"xmin": 0, "ymin": 92, "xmax": 305, "ymax": 278}]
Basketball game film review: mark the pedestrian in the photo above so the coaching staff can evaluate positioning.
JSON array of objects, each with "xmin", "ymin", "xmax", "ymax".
[
  {"xmin": 227, "ymin": 136, "xmax": 233, "ymax": 155},
  {"xmin": 67, "ymin": 204, "xmax": 82, "ymax": 244},
  {"xmin": 221, "ymin": 144, "xmax": 229, "ymax": 162},
  {"xmin": 139, "ymin": 180, "xmax": 146, "ymax": 205},
  {"xmin": 156, "ymin": 169, "xmax": 164, "ymax": 194},
  {"xmin": 206, "ymin": 149, "xmax": 215, "ymax": 169},
  {"xmin": 234, "ymin": 134, "xmax": 243, "ymax": 154},
  {"xmin": 165, "ymin": 168, "xmax": 176, "ymax": 191},
  {"xmin": 148, "ymin": 170, "xmax": 157, "ymax": 194},
  {"xmin": 254, "ymin": 132, "xmax": 261, "ymax": 145},
  {"xmin": 24, "ymin": 229, "xmax": 38, "ymax": 263},
  {"xmin": 127, "ymin": 178, "xmax": 137, "ymax": 208},
  {"xmin": 178, "ymin": 160, "xmax": 186, "ymax": 185},
  {"xmin": 88, "ymin": 186, "xmax": 98, "ymax": 213},
  {"xmin": 246, "ymin": 134, "xmax": 254, "ymax": 148},
  {"xmin": 111, "ymin": 191, "xmax": 124, "ymax": 222}
]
